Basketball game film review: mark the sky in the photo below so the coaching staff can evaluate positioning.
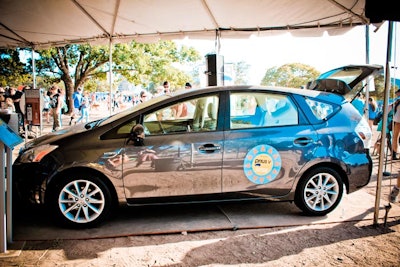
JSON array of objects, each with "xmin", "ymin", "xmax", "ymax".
[{"xmin": 176, "ymin": 21, "xmax": 400, "ymax": 85}]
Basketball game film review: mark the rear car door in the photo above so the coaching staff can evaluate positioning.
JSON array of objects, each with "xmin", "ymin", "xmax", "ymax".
[{"xmin": 222, "ymin": 90, "xmax": 319, "ymax": 196}]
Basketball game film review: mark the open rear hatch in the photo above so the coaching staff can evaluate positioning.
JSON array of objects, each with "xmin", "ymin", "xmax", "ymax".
[{"xmin": 307, "ymin": 65, "xmax": 383, "ymax": 99}]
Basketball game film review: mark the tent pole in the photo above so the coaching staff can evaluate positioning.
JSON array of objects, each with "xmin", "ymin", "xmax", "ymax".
[
  {"xmin": 32, "ymin": 48, "xmax": 36, "ymax": 89},
  {"xmin": 364, "ymin": 25, "xmax": 370, "ymax": 121},
  {"xmin": 374, "ymin": 21, "xmax": 394, "ymax": 226},
  {"xmin": 109, "ymin": 39, "xmax": 113, "ymax": 116},
  {"xmin": 365, "ymin": 25, "xmax": 370, "ymax": 64},
  {"xmin": 31, "ymin": 48, "xmax": 42, "ymax": 136}
]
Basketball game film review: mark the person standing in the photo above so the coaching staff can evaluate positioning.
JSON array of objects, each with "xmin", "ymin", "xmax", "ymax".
[
  {"xmin": 163, "ymin": 81, "xmax": 170, "ymax": 94},
  {"xmin": 139, "ymin": 91, "xmax": 149, "ymax": 104},
  {"xmin": 42, "ymin": 90, "xmax": 51, "ymax": 123},
  {"xmin": 5, "ymin": 97, "xmax": 15, "ymax": 112},
  {"xmin": 184, "ymin": 82, "xmax": 192, "ymax": 89},
  {"xmin": 69, "ymin": 87, "xmax": 83, "ymax": 125},
  {"xmin": 75, "ymin": 91, "xmax": 90, "ymax": 124},
  {"xmin": 368, "ymin": 97, "xmax": 378, "ymax": 129},
  {"xmin": 49, "ymin": 85, "xmax": 62, "ymax": 131},
  {"xmin": 132, "ymin": 93, "xmax": 140, "ymax": 106},
  {"xmin": 8, "ymin": 86, "xmax": 25, "ymax": 133},
  {"xmin": 58, "ymin": 87, "xmax": 68, "ymax": 127},
  {"xmin": 391, "ymin": 97, "xmax": 400, "ymax": 160}
]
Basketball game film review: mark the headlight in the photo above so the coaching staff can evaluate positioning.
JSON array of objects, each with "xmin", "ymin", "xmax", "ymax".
[{"xmin": 19, "ymin": 144, "xmax": 58, "ymax": 163}]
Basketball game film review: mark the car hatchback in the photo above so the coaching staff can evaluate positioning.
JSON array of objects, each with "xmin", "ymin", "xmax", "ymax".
[{"xmin": 13, "ymin": 84, "xmax": 373, "ymax": 228}]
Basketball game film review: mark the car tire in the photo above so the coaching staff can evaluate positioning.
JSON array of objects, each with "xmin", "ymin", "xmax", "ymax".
[
  {"xmin": 48, "ymin": 172, "xmax": 113, "ymax": 228},
  {"xmin": 294, "ymin": 167, "xmax": 343, "ymax": 216}
]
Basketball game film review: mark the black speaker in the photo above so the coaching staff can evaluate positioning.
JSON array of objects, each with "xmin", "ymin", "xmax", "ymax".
[{"xmin": 205, "ymin": 54, "xmax": 224, "ymax": 86}]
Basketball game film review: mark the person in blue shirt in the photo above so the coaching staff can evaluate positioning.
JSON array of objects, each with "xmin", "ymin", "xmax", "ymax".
[
  {"xmin": 75, "ymin": 91, "xmax": 90, "ymax": 124},
  {"xmin": 69, "ymin": 87, "xmax": 83, "ymax": 125},
  {"xmin": 368, "ymin": 96, "xmax": 378, "ymax": 129}
]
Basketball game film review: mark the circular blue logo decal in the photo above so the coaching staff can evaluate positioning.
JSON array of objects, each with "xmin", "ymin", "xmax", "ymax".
[{"xmin": 243, "ymin": 144, "xmax": 282, "ymax": 184}]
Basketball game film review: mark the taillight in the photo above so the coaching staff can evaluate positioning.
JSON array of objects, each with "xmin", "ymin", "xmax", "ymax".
[{"xmin": 355, "ymin": 117, "xmax": 372, "ymax": 149}]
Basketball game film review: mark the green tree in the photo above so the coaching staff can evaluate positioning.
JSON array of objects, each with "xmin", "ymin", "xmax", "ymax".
[
  {"xmin": 110, "ymin": 41, "xmax": 200, "ymax": 89},
  {"xmin": 30, "ymin": 41, "xmax": 201, "ymax": 112},
  {"xmin": 31, "ymin": 44, "xmax": 111, "ymax": 111},
  {"xmin": 261, "ymin": 63, "xmax": 320, "ymax": 88},
  {"xmin": 369, "ymin": 73, "xmax": 385, "ymax": 100},
  {"xmin": 0, "ymin": 49, "xmax": 32, "ymax": 87}
]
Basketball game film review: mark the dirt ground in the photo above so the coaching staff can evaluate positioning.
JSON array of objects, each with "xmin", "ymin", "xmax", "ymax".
[
  {"xmin": 1, "ymin": 110, "xmax": 399, "ymax": 267},
  {"xmin": 1, "ymin": 219, "xmax": 399, "ymax": 267}
]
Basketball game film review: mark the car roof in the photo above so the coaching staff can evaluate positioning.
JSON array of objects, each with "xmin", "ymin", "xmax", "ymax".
[
  {"xmin": 173, "ymin": 85, "xmax": 336, "ymax": 98},
  {"xmin": 110, "ymin": 85, "xmax": 345, "ymax": 122}
]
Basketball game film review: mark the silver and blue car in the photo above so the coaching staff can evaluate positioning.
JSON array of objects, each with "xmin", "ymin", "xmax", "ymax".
[{"xmin": 12, "ymin": 65, "xmax": 382, "ymax": 228}]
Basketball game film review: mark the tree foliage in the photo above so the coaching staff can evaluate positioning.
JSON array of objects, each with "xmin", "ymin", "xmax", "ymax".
[
  {"xmin": 0, "ymin": 49, "xmax": 32, "ymax": 87},
  {"xmin": 261, "ymin": 63, "xmax": 320, "ymax": 88},
  {"xmin": 27, "ymin": 41, "xmax": 201, "ymax": 111}
]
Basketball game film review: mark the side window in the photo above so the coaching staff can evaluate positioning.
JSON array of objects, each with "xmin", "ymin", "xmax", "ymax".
[
  {"xmin": 230, "ymin": 92, "xmax": 298, "ymax": 129},
  {"xmin": 143, "ymin": 95, "xmax": 219, "ymax": 135},
  {"xmin": 305, "ymin": 98, "xmax": 335, "ymax": 121}
]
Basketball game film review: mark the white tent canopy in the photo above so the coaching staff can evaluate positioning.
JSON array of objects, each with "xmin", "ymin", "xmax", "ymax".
[{"xmin": 0, "ymin": 0, "xmax": 368, "ymax": 49}]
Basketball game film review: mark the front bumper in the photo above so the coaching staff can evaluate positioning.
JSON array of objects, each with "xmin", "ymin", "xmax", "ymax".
[{"xmin": 12, "ymin": 160, "xmax": 55, "ymax": 205}]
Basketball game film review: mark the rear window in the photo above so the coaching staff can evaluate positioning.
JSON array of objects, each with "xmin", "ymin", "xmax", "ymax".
[{"xmin": 319, "ymin": 68, "xmax": 363, "ymax": 85}]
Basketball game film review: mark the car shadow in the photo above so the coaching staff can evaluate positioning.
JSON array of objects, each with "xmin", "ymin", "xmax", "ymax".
[
  {"xmin": 8, "ymin": 203, "xmax": 399, "ymax": 265},
  {"xmin": 170, "ymin": 210, "xmax": 399, "ymax": 266}
]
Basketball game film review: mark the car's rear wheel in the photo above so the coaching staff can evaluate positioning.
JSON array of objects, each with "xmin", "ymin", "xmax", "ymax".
[
  {"xmin": 295, "ymin": 167, "xmax": 343, "ymax": 216},
  {"xmin": 48, "ymin": 172, "xmax": 113, "ymax": 228}
]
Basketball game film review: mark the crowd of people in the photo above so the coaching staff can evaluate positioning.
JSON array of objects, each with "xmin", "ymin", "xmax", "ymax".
[
  {"xmin": 44, "ymin": 81, "xmax": 194, "ymax": 132},
  {"xmin": 43, "ymin": 84, "xmax": 89, "ymax": 132},
  {"xmin": 0, "ymin": 84, "xmax": 95, "ymax": 134}
]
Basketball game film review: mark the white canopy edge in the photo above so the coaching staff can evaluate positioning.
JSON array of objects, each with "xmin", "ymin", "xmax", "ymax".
[{"xmin": 0, "ymin": 0, "xmax": 368, "ymax": 49}]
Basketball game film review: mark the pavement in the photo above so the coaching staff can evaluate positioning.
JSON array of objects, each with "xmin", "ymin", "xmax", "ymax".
[{"xmin": 6, "ymin": 104, "xmax": 400, "ymax": 242}]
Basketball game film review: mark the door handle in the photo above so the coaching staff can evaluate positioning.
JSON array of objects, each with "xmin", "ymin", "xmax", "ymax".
[
  {"xmin": 294, "ymin": 137, "xmax": 314, "ymax": 146},
  {"xmin": 198, "ymin": 144, "xmax": 221, "ymax": 153}
]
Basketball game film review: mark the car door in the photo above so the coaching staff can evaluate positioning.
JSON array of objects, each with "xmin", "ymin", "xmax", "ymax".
[
  {"xmin": 222, "ymin": 90, "xmax": 319, "ymax": 196},
  {"xmin": 122, "ymin": 93, "xmax": 224, "ymax": 200}
]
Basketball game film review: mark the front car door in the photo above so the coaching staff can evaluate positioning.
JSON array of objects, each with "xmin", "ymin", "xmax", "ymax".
[{"xmin": 121, "ymin": 93, "xmax": 224, "ymax": 201}]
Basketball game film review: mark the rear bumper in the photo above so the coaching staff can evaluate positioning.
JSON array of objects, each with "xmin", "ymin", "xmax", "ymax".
[{"xmin": 346, "ymin": 152, "xmax": 372, "ymax": 193}]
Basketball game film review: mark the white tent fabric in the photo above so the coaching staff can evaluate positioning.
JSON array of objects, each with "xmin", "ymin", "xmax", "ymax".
[{"xmin": 0, "ymin": 0, "xmax": 368, "ymax": 48}]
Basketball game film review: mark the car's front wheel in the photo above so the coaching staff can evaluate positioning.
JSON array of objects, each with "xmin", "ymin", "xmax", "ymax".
[
  {"xmin": 295, "ymin": 167, "xmax": 343, "ymax": 216},
  {"xmin": 48, "ymin": 172, "xmax": 113, "ymax": 228}
]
